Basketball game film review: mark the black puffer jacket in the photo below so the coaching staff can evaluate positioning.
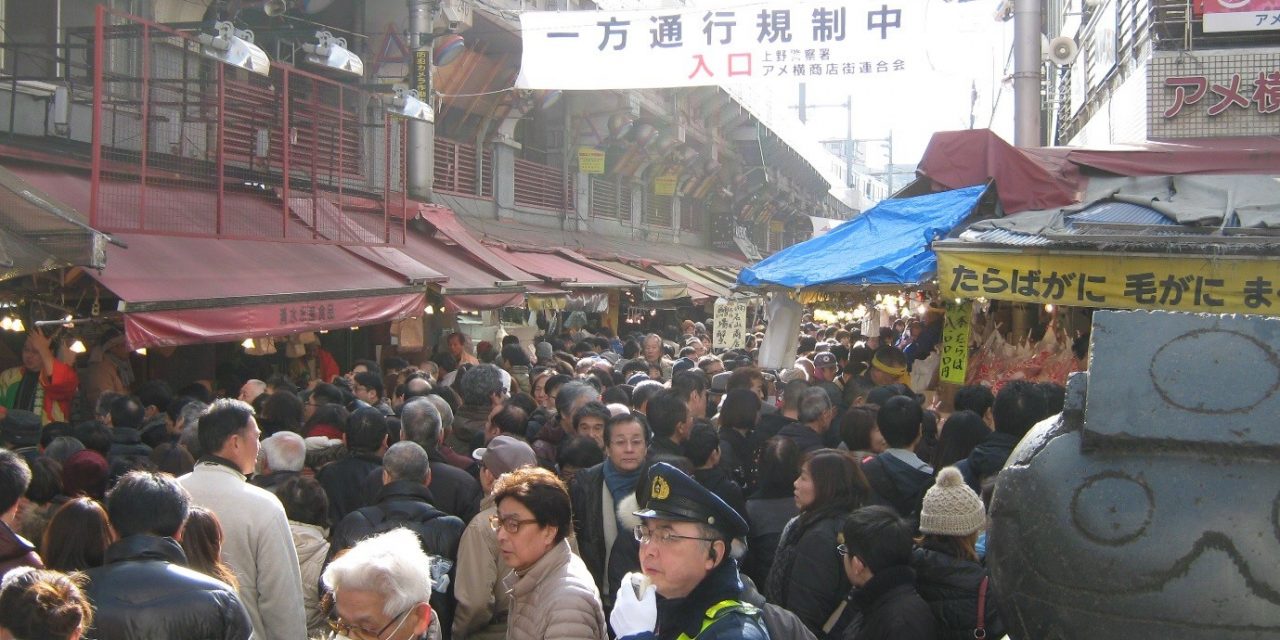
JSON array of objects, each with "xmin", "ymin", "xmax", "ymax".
[
  {"xmin": 910, "ymin": 544, "xmax": 1005, "ymax": 640},
  {"xmin": 331, "ymin": 480, "xmax": 465, "ymax": 636},
  {"xmin": 84, "ymin": 535, "xmax": 252, "ymax": 640},
  {"xmin": 842, "ymin": 565, "xmax": 937, "ymax": 640},
  {"xmin": 765, "ymin": 510, "xmax": 851, "ymax": 637}
]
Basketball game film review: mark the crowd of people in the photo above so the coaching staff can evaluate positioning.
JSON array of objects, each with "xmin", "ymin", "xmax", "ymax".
[{"xmin": 0, "ymin": 312, "xmax": 1069, "ymax": 640}]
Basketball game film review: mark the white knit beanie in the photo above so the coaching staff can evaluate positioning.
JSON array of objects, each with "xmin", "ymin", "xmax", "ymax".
[{"xmin": 919, "ymin": 466, "xmax": 986, "ymax": 536}]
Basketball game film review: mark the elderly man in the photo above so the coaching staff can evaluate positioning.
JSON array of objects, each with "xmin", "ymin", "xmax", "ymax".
[
  {"xmin": 453, "ymin": 435, "xmax": 537, "ymax": 640},
  {"xmin": 323, "ymin": 527, "xmax": 439, "ymax": 640},
  {"xmin": 611, "ymin": 463, "xmax": 768, "ymax": 640},
  {"xmin": 238, "ymin": 379, "xmax": 266, "ymax": 405},
  {"xmin": 179, "ymin": 399, "xmax": 307, "ymax": 640},
  {"xmin": 332, "ymin": 441, "xmax": 464, "ymax": 637},
  {"xmin": 778, "ymin": 387, "xmax": 834, "ymax": 454},
  {"xmin": 252, "ymin": 430, "xmax": 306, "ymax": 495},
  {"xmin": 0, "ymin": 328, "xmax": 77, "ymax": 425},
  {"xmin": 639, "ymin": 334, "xmax": 673, "ymax": 382}
]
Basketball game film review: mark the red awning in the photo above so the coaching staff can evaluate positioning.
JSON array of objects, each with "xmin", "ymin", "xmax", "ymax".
[
  {"xmin": 496, "ymin": 248, "xmax": 639, "ymax": 289},
  {"xmin": 417, "ymin": 206, "xmax": 541, "ymax": 283},
  {"xmin": 95, "ymin": 232, "xmax": 426, "ymax": 348},
  {"xmin": 399, "ymin": 226, "xmax": 537, "ymax": 310}
]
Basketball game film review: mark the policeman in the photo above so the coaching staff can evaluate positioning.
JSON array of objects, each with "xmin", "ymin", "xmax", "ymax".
[{"xmin": 610, "ymin": 462, "xmax": 769, "ymax": 640}]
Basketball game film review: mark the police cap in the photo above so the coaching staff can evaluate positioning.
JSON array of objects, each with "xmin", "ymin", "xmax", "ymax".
[{"xmin": 634, "ymin": 462, "xmax": 749, "ymax": 539}]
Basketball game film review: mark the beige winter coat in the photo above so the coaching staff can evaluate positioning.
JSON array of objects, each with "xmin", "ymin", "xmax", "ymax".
[
  {"xmin": 290, "ymin": 521, "xmax": 330, "ymax": 639},
  {"xmin": 453, "ymin": 496, "xmax": 508, "ymax": 640},
  {"xmin": 502, "ymin": 539, "xmax": 606, "ymax": 640}
]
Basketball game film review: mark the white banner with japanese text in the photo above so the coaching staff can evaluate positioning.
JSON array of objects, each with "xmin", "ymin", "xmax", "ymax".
[
  {"xmin": 714, "ymin": 298, "xmax": 749, "ymax": 350},
  {"xmin": 516, "ymin": 1, "xmax": 922, "ymax": 89}
]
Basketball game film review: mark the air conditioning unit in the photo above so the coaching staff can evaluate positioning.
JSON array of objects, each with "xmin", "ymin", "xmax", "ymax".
[{"xmin": 439, "ymin": 0, "xmax": 473, "ymax": 32}]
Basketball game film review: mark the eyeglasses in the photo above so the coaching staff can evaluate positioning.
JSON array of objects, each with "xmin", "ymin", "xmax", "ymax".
[
  {"xmin": 327, "ymin": 602, "xmax": 418, "ymax": 640},
  {"xmin": 836, "ymin": 544, "xmax": 849, "ymax": 556},
  {"xmin": 633, "ymin": 524, "xmax": 718, "ymax": 546},
  {"xmin": 489, "ymin": 515, "xmax": 539, "ymax": 534}
]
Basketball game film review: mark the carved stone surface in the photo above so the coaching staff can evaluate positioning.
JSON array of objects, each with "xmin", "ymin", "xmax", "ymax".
[{"xmin": 988, "ymin": 310, "xmax": 1280, "ymax": 639}]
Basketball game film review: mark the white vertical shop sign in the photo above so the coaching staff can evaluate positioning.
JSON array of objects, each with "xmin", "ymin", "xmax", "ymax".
[
  {"xmin": 713, "ymin": 298, "xmax": 749, "ymax": 350},
  {"xmin": 516, "ymin": 1, "xmax": 923, "ymax": 90}
]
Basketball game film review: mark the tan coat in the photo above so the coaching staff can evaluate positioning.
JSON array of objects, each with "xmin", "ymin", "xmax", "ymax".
[
  {"xmin": 502, "ymin": 539, "xmax": 605, "ymax": 640},
  {"xmin": 453, "ymin": 497, "xmax": 508, "ymax": 640}
]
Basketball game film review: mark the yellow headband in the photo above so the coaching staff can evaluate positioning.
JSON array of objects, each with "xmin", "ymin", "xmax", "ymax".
[{"xmin": 871, "ymin": 354, "xmax": 911, "ymax": 384}]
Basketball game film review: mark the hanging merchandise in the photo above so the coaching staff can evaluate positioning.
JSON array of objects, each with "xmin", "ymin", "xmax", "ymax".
[
  {"xmin": 757, "ymin": 294, "xmax": 803, "ymax": 369},
  {"xmin": 285, "ymin": 334, "xmax": 307, "ymax": 358},
  {"xmin": 244, "ymin": 337, "xmax": 277, "ymax": 356},
  {"xmin": 393, "ymin": 317, "xmax": 425, "ymax": 350}
]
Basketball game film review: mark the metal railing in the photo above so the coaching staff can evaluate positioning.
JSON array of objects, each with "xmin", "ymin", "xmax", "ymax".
[{"xmin": 80, "ymin": 7, "xmax": 404, "ymax": 244}]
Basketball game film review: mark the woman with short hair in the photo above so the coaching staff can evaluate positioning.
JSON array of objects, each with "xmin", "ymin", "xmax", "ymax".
[{"xmin": 493, "ymin": 466, "xmax": 605, "ymax": 640}]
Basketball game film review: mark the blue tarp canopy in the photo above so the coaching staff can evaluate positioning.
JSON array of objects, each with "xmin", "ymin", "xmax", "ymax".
[{"xmin": 737, "ymin": 185, "xmax": 986, "ymax": 289}]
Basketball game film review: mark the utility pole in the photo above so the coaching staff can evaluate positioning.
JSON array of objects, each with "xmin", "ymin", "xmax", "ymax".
[
  {"xmin": 406, "ymin": 0, "xmax": 436, "ymax": 201},
  {"xmin": 1012, "ymin": 0, "xmax": 1041, "ymax": 146}
]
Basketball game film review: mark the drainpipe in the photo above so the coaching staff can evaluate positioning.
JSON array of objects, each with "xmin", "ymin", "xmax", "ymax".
[
  {"xmin": 407, "ymin": 0, "xmax": 435, "ymax": 200},
  {"xmin": 1013, "ymin": 0, "xmax": 1042, "ymax": 147}
]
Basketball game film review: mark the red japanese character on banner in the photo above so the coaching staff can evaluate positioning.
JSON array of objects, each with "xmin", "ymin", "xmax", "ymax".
[
  {"xmin": 1207, "ymin": 73, "xmax": 1251, "ymax": 116},
  {"xmin": 1253, "ymin": 70, "xmax": 1280, "ymax": 115},
  {"xmin": 1163, "ymin": 76, "xmax": 1208, "ymax": 118},
  {"xmin": 689, "ymin": 54, "xmax": 714, "ymax": 79},
  {"xmin": 727, "ymin": 53, "xmax": 752, "ymax": 76}
]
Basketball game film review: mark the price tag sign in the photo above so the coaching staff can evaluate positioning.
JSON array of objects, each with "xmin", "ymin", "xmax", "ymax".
[
  {"xmin": 578, "ymin": 147, "xmax": 606, "ymax": 174},
  {"xmin": 940, "ymin": 301, "xmax": 972, "ymax": 384}
]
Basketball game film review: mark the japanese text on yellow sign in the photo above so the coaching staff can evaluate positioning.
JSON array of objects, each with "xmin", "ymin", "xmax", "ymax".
[
  {"xmin": 578, "ymin": 147, "xmax": 605, "ymax": 174},
  {"xmin": 414, "ymin": 50, "xmax": 430, "ymax": 99},
  {"xmin": 654, "ymin": 174, "xmax": 678, "ymax": 196},
  {"xmin": 940, "ymin": 301, "xmax": 971, "ymax": 384},
  {"xmin": 714, "ymin": 299, "xmax": 748, "ymax": 350},
  {"xmin": 938, "ymin": 251, "xmax": 1280, "ymax": 316}
]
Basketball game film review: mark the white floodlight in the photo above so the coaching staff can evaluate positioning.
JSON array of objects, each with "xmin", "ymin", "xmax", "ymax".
[
  {"xmin": 303, "ymin": 31, "xmax": 363, "ymax": 78},
  {"xmin": 198, "ymin": 21, "xmax": 270, "ymax": 77},
  {"xmin": 389, "ymin": 84, "xmax": 434, "ymax": 123}
]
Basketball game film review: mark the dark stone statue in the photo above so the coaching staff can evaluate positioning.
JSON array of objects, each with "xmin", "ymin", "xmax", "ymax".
[{"xmin": 988, "ymin": 310, "xmax": 1280, "ymax": 639}]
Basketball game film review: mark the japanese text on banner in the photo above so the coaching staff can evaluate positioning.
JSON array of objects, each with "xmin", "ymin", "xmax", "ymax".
[
  {"xmin": 516, "ymin": 1, "xmax": 920, "ymax": 90},
  {"xmin": 939, "ymin": 301, "xmax": 971, "ymax": 385},
  {"xmin": 714, "ymin": 299, "xmax": 748, "ymax": 350},
  {"xmin": 938, "ymin": 251, "xmax": 1280, "ymax": 316}
]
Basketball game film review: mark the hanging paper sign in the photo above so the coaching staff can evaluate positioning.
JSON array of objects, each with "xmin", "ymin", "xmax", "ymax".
[
  {"xmin": 654, "ymin": 174, "xmax": 678, "ymax": 196},
  {"xmin": 516, "ymin": 0, "xmax": 922, "ymax": 89},
  {"xmin": 578, "ymin": 147, "xmax": 606, "ymax": 174},
  {"xmin": 713, "ymin": 298, "xmax": 748, "ymax": 350},
  {"xmin": 939, "ymin": 300, "xmax": 971, "ymax": 385}
]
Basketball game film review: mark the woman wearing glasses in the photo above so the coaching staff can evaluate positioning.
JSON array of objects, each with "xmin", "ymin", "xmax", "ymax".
[
  {"xmin": 491, "ymin": 466, "xmax": 606, "ymax": 640},
  {"xmin": 765, "ymin": 449, "xmax": 871, "ymax": 638},
  {"xmin": 322, "ymin": 528, "xmax": 437, "ymax": 640}
]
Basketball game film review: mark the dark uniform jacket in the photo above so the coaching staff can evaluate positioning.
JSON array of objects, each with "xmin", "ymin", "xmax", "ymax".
[
  {"xmin": 654, "ymin": 558, "xmax": 770, "ymax": 640},
  {"xmin": 84, "ymin": 535, "xmax": 252, "ymax": 640},
  {"xmin": 317, "ymin": 450, "xmax": 382, "ymax": 523}
]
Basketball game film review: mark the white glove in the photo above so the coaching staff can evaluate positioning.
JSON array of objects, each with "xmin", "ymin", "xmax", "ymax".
[{"xmin": 610, "ymin": 572, "xmax": 658, "ymax": 638}]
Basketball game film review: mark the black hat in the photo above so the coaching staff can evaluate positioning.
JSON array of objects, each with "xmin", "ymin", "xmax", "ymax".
[
  {"xmin": 634, "ymin": 462, "xmax": 749, "ymax": 539},
  {"xmin": 1, "ymin": 410, "xmax": 41, "ymax": 447}
]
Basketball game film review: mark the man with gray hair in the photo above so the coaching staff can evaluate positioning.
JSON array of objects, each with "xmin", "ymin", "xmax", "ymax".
[
  {"xmin": 453, "ymin": 364, "xmax": 507, "ymax": 456},
  {"xmin": 323, "ymin": 527, "xmax": 438, "ymax": 640},
  {"xmin": 378, "ymin": 397, "xmax": 482, "ymax": 525},
  {"xmin": 639, "ymin": 333, "xmax": 673, "ymax": 382},
  {"xmin": 332, "ymin": 440, "xmax": 465, "ymax": 636},
  {"xmin": 252, "ymin": 430, "xmax": 306, "ymax": 495},
  {"xmin": 778, "ymin": 386, "xmax": 834, "ymax": 454}
]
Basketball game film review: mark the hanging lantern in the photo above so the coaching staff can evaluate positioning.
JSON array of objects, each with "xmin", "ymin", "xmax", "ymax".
[{"xmin": 432, "ymin": 33, "xmax": 466, "ymax": 67}]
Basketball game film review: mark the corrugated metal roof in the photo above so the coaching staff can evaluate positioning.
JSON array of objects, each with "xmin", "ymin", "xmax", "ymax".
[
  {"xmin": 958, "ymin": 228, "xmax": 1053, "ymax": 246},
  {"xmin": 1069, "ymin": 201, "xmax": 1176, "ymax": 226}
]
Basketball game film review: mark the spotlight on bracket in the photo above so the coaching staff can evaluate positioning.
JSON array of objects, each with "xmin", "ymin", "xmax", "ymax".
[
  {"xmin": 303, "ymin": 30, "xmax": 363, "ymax": 77},
  {"xmin": 198, "ymin": 21, "xmax": 270, "ymax": 76},
  {"xmin": 388, "ymin": 84, "xmax": 434, "ymax": 122}
]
